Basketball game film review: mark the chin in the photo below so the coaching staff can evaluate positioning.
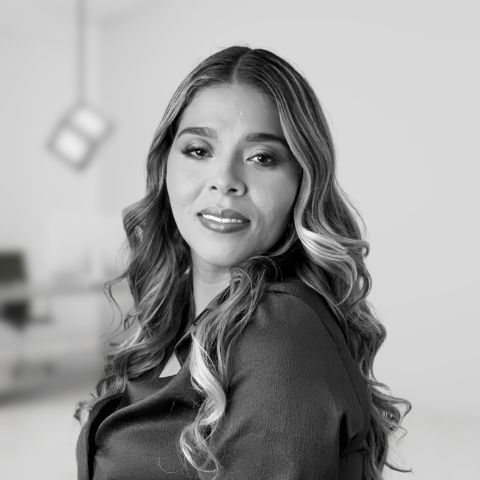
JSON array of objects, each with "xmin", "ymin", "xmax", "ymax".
[{"xmin": 194, "ymin": 249, "xmax": 253, "ymax": 270}]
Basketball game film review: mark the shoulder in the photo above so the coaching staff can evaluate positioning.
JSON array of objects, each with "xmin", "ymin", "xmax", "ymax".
[
  {"xmin": 262, "ymin": 278, "xmax": 341, "ymax": 335},
  {"xmin": 246, "ymin": 278, "xmax": 348, "ymax": 360},
  {"xmin": 229, "ymin": 278, "xmax": 351, "ymax": 391},
  {"xmin": 225, "ymin": 278, "xmax": 370, "ymax": 440}
]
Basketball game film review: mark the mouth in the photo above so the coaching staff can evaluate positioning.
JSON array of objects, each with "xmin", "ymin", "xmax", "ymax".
[
  {"xmin": 198, "ymin": 213, "xmax": 246, "ymax": 224},
  {"xmin": 198, "ymin": 207, "xmax": 250, "ymax": 223},
  {"xmin": 197, "ymin": 209, "xmax": 250, "ymax": 233}
]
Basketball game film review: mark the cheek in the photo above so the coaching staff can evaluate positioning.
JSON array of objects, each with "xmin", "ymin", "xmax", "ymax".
[
  {"xmin": 255, "ymin": 176, "xmax": 298, "ymax": 231},
  {"xmin": 166, "ymin": 156, "xmax": 200, "ymax": 208}
]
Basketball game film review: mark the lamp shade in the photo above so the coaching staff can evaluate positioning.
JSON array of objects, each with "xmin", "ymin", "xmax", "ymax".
[{"xmin": 47, "ymin": 103, "xmax": 113, "ymax": 170}]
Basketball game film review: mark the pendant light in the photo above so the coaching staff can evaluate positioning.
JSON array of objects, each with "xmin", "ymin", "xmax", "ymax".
[{"xmin": 47, "ymin": 0, "xmax": 113, "ymax": 170}]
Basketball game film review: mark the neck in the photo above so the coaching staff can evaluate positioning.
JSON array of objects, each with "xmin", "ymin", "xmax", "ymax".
[{"xmin": 191, "ymin": 263, "xmax": 230, "ymax": 318}]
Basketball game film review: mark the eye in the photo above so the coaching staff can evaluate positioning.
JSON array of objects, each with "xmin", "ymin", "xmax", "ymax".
[
  {"xmin": 181, "ymin": 145, "xmax": 210, "ymax": 159},
  {"xmin": 249, "ymin": 152, "xmax": 278, "ymax": 167}
]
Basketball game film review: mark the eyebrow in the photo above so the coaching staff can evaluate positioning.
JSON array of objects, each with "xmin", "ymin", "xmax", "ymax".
[{"xmin": 177, "ymin": 126, "xmax": 290, "ymax": 151}]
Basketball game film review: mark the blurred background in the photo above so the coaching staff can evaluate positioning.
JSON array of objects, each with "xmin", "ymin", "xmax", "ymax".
[{"xmin": 1, "ymin": 0, "xmax": 479, "ymax": 479}]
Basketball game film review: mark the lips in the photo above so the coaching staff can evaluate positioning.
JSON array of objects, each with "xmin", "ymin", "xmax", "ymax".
[
  {"xmin": 197, "ymin": 207, "xmax": 250, "ymax": 234},
  {"xmin": 198, "ymin": 207, "xmax": 250, "ymax": 223}
]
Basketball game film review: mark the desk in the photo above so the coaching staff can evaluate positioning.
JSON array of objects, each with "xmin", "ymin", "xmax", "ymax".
[{"xmin": 0, "ymin": 280, "xmax": 110, "ymax": 303}]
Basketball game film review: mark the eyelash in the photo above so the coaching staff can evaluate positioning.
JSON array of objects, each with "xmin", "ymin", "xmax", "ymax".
[{"xmin": 181, "ymin": 146, "xmax": 279, "ymax": 167}]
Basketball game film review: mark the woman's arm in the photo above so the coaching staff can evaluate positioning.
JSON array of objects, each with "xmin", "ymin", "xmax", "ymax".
[{"xmin": 198, "ymin": 289, "xmax": 364, "ymax": 479}]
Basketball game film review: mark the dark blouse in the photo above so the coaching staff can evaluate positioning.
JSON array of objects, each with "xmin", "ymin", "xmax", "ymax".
[{"xmin": 76, "ymin": 279, "xmax": 371, "ymax": 479}]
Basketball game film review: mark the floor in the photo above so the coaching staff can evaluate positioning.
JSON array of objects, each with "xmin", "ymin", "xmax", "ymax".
[
  {"xmin": 0, "ymin": 388, "xmax": 85, "ymax": 480},
  {"xmin": 0, "ymin": 320, "xmax": 102, "ymax": 480}
]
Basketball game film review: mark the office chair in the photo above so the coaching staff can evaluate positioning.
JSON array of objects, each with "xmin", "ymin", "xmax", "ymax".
[{"xmin": 0, "ymin": 251, "xmax": 52, "ymax": 377}]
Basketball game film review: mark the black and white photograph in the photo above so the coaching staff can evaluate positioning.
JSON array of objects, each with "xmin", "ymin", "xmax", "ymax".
[{"xmin": 0, "ymin": 1, "xmax": 478, "ymax": 479}]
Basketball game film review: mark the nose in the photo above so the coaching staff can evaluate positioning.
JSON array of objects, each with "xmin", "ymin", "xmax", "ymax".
[{"xmin": 208, "ymin": 155, "xmax": 246, "ymax": 196}]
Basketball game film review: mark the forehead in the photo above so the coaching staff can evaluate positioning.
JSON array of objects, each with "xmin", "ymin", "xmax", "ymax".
[{"xmin": 178, "ymin": 83, "xmax": 283, "ymax": 134}]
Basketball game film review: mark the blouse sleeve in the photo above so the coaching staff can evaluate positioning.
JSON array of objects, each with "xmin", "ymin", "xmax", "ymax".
[{"xmin": 197, "ymin": 290, "xmax": 360, "ymax": 480}]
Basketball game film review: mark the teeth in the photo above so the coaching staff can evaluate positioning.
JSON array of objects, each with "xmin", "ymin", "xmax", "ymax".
[{"xmin": 202, "ymin": 214, "xmax": 246, "ymax": 223}]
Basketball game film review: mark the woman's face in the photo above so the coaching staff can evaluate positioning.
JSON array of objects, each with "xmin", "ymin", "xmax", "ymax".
[{"xmin": 166, "ymin": 82, "xmax": 301, "ymax": 275}]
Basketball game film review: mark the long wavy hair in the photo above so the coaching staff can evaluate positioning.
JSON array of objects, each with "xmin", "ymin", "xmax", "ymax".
[{"xmin": 78, "ymin": 45, "xmax": 412, "ymax": 479}]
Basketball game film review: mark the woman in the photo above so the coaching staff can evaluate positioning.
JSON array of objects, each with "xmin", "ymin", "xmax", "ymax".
[{"xmin": 75, "ymin": 45, "xmax": 411, "ymax": 480}]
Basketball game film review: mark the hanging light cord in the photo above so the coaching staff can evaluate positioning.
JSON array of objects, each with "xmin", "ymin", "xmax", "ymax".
[{"xmin": 76, "ymin": 0, "xmax": 85, "ymax": 103}]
